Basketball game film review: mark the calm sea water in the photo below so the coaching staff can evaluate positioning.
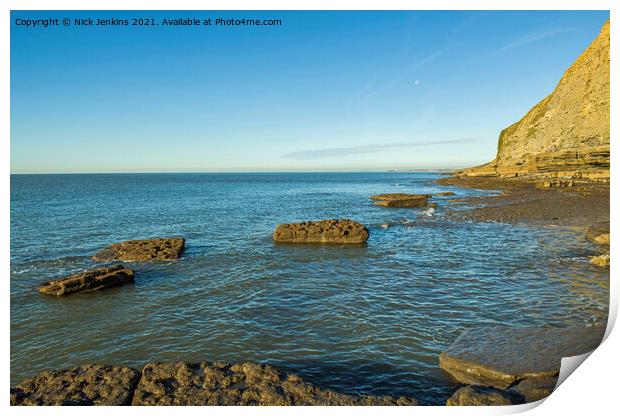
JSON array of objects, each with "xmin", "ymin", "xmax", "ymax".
[{"xmin": 10, "ymin": 172, "xmax": 609, "ymax": 404}]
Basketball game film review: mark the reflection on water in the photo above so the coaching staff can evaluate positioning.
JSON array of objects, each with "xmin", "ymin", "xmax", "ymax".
[{"xmin": 10, "ymin": 173, "xmax": 609, "ymax": 404}]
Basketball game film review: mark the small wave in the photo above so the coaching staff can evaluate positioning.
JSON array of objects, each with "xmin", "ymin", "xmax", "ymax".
[
  {"xmin": 422, "ymin": 207, "xmax": 435, "ymax": 217},
  {"xmin": 375, "ymin": 218, "xmax": 416, "ymax": 229}
]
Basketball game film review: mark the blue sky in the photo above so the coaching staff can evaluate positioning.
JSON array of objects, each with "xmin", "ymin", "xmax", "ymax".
[{"xmin": 11, "ymin": 10, "xmax": 609, "ymax": 173}]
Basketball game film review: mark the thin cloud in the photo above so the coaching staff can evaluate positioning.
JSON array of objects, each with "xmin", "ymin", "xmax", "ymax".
[
  {"xmin": 281, "ymin": 138, "xmax": 476, "ymax": 160},
  {"xmin": 491, "ymin": 27, "xmax": 574, "ymax": 55}
]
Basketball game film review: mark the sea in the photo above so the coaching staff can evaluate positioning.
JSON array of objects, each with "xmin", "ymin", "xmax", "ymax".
[{"xmin": 10, "ymin": 172, "xmax": 609, "ymax": 404}]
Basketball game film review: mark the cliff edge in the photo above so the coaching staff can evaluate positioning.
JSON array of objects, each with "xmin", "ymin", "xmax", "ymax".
[{"xmin": 459, "ymin": 20, "xmax": 609, "ymax": 181}]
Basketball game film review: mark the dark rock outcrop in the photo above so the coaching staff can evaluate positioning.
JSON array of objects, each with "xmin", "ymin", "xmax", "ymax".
[
  {"xmin": 11, "ymin": 362, "xmax": 417, "ymax": 406},
  {"xmin": 92, "ymin": 237, "xmax": 185, "ymax": 262},
  {"xmin": 132, "ymin": 361, "xmax": 416, "ymax": 406},
  {"xmin": 446, "ymin": 385, "xmax": 520, "ymax": 406},
  {"xmin": 10, "ymin": 364, "xmax": 140, "ymax": 406},
  {"xmin": 371, "ymin": 193, "xmax": 429, "ymax": 207},
  {"xmin": 39, "ymin": 265, "xmax": 134, "ymax": 296},
  {"xmin": 273, "ymin": 219, "xmax": 368, "ymax": 243},
  {"xmin": 439, "ymin": 326, "xmax": 605, "ymax": 389}
]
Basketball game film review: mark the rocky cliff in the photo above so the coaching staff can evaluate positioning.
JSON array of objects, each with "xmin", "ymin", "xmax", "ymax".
[{"xmin": 460, "ymin": 20, "xmax": 609, "ymax": 180}]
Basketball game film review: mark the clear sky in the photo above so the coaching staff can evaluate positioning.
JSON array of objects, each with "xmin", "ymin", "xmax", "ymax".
[{"xmin": 10, "ymin": 10, "xmax": 609, "ymax": 173}]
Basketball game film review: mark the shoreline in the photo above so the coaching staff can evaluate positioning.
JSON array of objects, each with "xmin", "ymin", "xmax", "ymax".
[{"xmin": 436, "ymin": 176, "xmax": 610, "ymax": 229}]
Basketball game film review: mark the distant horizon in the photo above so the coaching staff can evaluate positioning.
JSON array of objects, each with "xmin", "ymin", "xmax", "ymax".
[
  {"xmin": 11, "ymin": 10, "xmax": 609, "ymax": 173},
  {"xmin": 10, "ymin": 167, "xmax": 457, "ymax": 175}
]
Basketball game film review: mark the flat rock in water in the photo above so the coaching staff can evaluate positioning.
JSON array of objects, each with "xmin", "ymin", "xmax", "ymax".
[
  {"xmin": 11, "ymin": 364, "xmax": 140, "ymax": 406},
  {"xmin": 439, "ymin": 326, "xmax": 605, "ymax": 389},
  {"xmin": 371, "ymin": 193, "xmax": 429, "ymax": 207},
  {"xmin": 434, "ymin": 191, "xmax": 455, "ymax": 196},
  {"xmin": 132, "ymin": 361, "xmax": 417, "ymax": 405},
  {"xmin": 39, "ymin": 265, "xmax": 134, "ymax": 296},
  {"xmin": 587, "ymin": 222, "xmax": 610, "ymax": 244},
  {"xmin": 92, "ymin": 237, "xmax": 185, "ymax": 262},
  {"xmin": 446, "ymin": 385, "xmax": 519, "ymax": 406},
  {"xmin": 273, "ymin": 219, "xmax": 368, "ymax": 243}
]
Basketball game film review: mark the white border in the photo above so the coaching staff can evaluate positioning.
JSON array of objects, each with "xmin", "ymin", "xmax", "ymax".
[{"xmin": 3, "ymin": 1, "xmax": 616, "ymax": 415}]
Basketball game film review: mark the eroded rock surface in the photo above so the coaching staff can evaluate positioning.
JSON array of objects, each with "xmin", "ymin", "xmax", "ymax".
[
  {"xmin": 93, "ymin": 237, "xmax": 185, "ymax": 262},
  {"xmin": 131, "ymin": 361, "xmax": 417, "ymax": 405},
  {"xmin": 11, "ymin": 364, "xmax": 140, "ymax": 406},
  {"xmin": 439, "ymin": 326, "xmax": 605, "ymax": 389},
  {"xmin": 273, "ymin": 219, "xmax": 368, "ymax": 243},
  {"xmin": 446, "ymin": 385, "xmax": 519, "ymax": 406},
  {"xmin": 39, "ymin": 265, "xmax": 134, "ymax": 296},
  {"xmin": 371, "ymin": 193, "xmax": 429, "ymax": 207}
]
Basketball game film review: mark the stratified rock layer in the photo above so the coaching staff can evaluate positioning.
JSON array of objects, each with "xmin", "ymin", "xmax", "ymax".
[
  {"xmin": 459, "ymin": 20, "xmax": 609, "ymax": 180},
  {"xmin": 371, "ymin": 193, "xmax": 429, "ymax": 207},
  {"xmin": 10, "ymin": 364, "xmax": 140, "ymax": 406},
  {"xmin": 439, "ymin": 326, "xmax": 605, "ymax": 389},
  {"xmin": 273, "ymin": 219, "xmax": 368, "ymax": 243},
  {"xmin": 446, "ymin": 385, "xmax": 519, "ymax": 406},
  {"xmin": 93, "ymin": 237, "xmax": 185, "ymax": 262},
  {"xmin": 38, "ymin": 265, "xmax": 135, "ymax": 296},
  {"xmin": 131, "ymin": 361, "xmax": 417, "ymax": 405}
]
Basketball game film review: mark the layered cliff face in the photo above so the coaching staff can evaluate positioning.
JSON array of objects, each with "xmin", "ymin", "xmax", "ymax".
[{"xmin": 461, "ymin": 20, "xmax": 610, "ymax": 180}]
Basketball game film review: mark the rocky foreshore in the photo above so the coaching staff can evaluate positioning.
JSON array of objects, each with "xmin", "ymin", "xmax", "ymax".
[
  {"xmin": 439, "ymin": 325, "xmax": 605, "ymax": 405},
  {"xmin": 11, "ymin": 361, "xmax": 417, "ymax": 406}
]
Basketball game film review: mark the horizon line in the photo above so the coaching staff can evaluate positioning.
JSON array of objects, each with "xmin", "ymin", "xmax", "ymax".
[{"xmin": 10, "ymin": 168, "xmax": 458, "ymax": 175}]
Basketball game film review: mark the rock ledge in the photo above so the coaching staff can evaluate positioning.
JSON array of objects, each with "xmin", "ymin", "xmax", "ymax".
[
  {"xmin": 39, "ymin": 265, "xmax": 135, "ymax": 296},
  {"xmin": 273, "ymin": 219, "xmax": 368, "ymax": 243},
  {"xmin": 93, "ymin": 237, "xmax": 185, "ymax": 262}
]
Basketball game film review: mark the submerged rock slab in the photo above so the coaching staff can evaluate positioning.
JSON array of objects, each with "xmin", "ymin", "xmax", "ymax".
[
  {"xmin": 11, "ymin": 364, "xmax": 140, "ymax": 406},
  {"xmin": 446, "ymin": 385, "xmax": 519, "ymax": 406},
  {"xmin": 39, "ymin": 265, "xmax": 134, "ymax": 296},
  {"xmin": 371, "ymin": 193, "xmax": 429, "ymax": 207},
  {"xmin": 439, "ymin": 326, "xmax": 605, "ymax": 389},
  {"xmin": 92, "ymin": 237, "xmax": 185, "ymax": 262},
  {"xmin": 273, "ymin": 219, "xmax": 368, "ymax": 243},
  {"xmin": 132, "ymin": 361, "xmax": 417, "ymax": 405}
]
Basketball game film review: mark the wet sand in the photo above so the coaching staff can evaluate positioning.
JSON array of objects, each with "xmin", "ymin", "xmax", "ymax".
[{"xmin": 436, "ymin": 176, "xmax": 610, "ymax": 229}]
